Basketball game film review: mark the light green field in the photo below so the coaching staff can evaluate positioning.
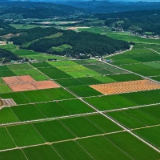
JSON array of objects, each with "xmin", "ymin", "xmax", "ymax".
[
  {"xmin": 111, "ymin": 44, "xmax": 160, "ymax": 65},
  {"xmin": 0, "ymin": 85, "xmax": 12, "ymax": 93},
  {"xmin": 12, "ymin": 68, "xmax": 48, "ymax": 81}
]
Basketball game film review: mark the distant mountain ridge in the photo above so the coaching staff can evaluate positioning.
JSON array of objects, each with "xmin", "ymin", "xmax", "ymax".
[
  {"xmin": 0, "ymin": 0, "xmax": 160, "ymax": 17},
  {"xmin": 0, "ymin": 1, "xmax": 84, "ymax": 19}
]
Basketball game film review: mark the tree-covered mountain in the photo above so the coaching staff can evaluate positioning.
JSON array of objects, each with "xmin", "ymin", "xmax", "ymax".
[
  {"xmin": 1, "ymin": 1, "xmax": 160, "ymax": 20},
  {"xmin": 10, "ymin": 27, "xmax": 61, "ymax": 45},
  {"xmin": 0, "ymin": 1, "xmax": 84, "ymax": 19},
  {"xmin": 10, "ymin": 27, "xmax": 130, "ymax": 58},
  {"xmin": 53, "ymin": 1, "xmax": 160, "ymax": 13},
  {"xmin": 95, "ymin": 10, "xmax": 160, "ymax": 35}
]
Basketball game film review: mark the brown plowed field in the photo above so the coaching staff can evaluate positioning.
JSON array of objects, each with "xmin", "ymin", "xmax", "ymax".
[
  {"xmin": 3, "ymin": 76, "xmax": 20, "ymax": 84},
  {"xmin": 3, "ymin": 75, "xmax": 60, "ymax": 92},
  {"xmin": 90, "ymin": 80, "xmax": 160, "ymax": 95},
  {"xmin": 17, "ymin": 75, "xmax": 35, "ymax": 82},
  {"xmin": 3, "ymin": 75, "xmax": 35, "ymax": 84},
  {"xmin": 32, "ymin": 81, "xmax": 59, "ymax": 90},
  {"xmin": 10, "ymin": 83, "xmax": 36, "ymax": 92}
]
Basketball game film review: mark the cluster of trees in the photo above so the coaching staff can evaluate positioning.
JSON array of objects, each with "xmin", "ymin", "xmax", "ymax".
[
  {"xmin": 97, "ymin": 10, "xmax": 160, "ymax": 35},
  {"xmin": 0, "ymin": 49, "xmax": 21, "ymax": 63},
  {"xmin": 25, "ymin": 30, "xmax": 129, "ymax": 57}
]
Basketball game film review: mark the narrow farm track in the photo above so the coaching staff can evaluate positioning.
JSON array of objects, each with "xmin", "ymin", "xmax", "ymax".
[
  {"xmin": 103, "ymin": 102, "xmax": 160, "ymax": 113},
  {"xmin": 29, "ymin": 62, "xmax": 160, "ymax": 154},
  {"xmin": 0, "ymin": 112, "xmax": 98, "ymax": 128},
  {"xmin": 132, "ymin": 123, "xmax": 160, "ymax": 131},
  {"xmin": 147, "ymin": 48, "xmax": 160, "ymax": 56},
  {"xmin": 105, "ymin": 45, "xmax": 133, "ymax": 58}
]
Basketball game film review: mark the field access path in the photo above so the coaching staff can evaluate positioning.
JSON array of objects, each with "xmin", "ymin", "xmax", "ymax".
[{"xmin": 105, "ymin": 45, "xmax": 133, "ymax": 58}]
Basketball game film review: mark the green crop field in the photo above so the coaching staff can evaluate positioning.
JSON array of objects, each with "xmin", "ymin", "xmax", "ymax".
[
  {"xmin": 0, "ymin": 85, "xmax": 12, "ymax": 93},
  {"xmin": 85, "ymin": 94, "xmax": 137, "ymax": 111},
  {"xmin": 0, "ymin": 108, "xmax": 19, "ymax": 124},
  {"xmin": 111, "ymin": 44, "xmax": 160, "ymax": 65},
  {"xmin": 135, "ymin": 126, "xmax": 160, "ymax": 148},
  {"xmin": 55, "ymin": 78, "xmax": 85, "ymax": 87},
  {"xmin": 107, "ymin": 74, "xmax": 143, "ymax": 82},
  {"xmin": 0, "ymin": 58, "xmax": 160, "ymax": 160},
  {"xmin": 12, "ymin": 104, "xmax": 45, "ymax": 121},
  {"xmin": 7, "ymin": 124, "xmax": 45, "ymax": 147},
  {"xmin": 58, "ymin": 99, "xmax": 94, "ymax": 114},
  {"xmin": 0, "ymin": 92, "xmax": 29, "ymax": 104},
  {"xmin": 121, "ymin": 63, "xmax": 160, "ymax": 76},
  {"xmin": 39, "ymin": 67, "xmax": 72, "ymax": 79},
  {"xmin": 12, "ymin": 68, "xmax": 48, "ymax": 81},
  {"xmin": 44, "ymin": 88, "xmax": 75, "ymax": 100},
  {"xmin": 53, "ymin": 141, "xmax": 93, "ymax": 160},
  {"xmin": 106, "ymin": 132, "xmax": 160, "ymax": 160},
  {"xmin": 23, "ymin": 145, "xmax": 62, "ymax": 160},
  {"xmin": 68, "ymin": 85, "xmax": 102, "ymax": 97},
  {"xmin": 107, "ymin": 105, "xmax": 160, "ymax": 129}
]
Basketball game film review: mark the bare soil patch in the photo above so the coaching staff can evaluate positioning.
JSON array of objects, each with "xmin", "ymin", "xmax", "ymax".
[
  {"xmin": 10, "ymin": 83, "xmax": 36, "ymax": 92},
  {"xmin": 32, "ymin": 81, "xmax": 59, "ymax": 90},
  {"xmin": 3, "ymin": 76, "xmax": 20, "ymax": 84},
  {"xmin": 17, "ymin": 75, "xmax": 35, "ymax": 83}
]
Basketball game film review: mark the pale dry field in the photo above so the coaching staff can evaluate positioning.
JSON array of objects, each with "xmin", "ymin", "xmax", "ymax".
[{"xmin": 90, "ymin": 80, "xmax": 160, "ymax": 95}]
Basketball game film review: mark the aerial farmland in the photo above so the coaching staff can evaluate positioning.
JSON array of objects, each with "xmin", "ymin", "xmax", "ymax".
[
  {"xmin": 1, "ymin": 0, "xmax": 160, "ymax": 159},
  {"xmin": 0, "ymin": 56, "xmax": 160, "ymax": 159}
]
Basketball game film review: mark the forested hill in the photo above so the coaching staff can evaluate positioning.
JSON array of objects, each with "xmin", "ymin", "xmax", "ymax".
[
  {"xmin": 10, "ymin": 27, "xmax": 130, "ymax": 58},
  {"xmin": 95, "ymin": 10, "xmax": 160, "ymax": 35},
  {"xmin": 10, "ymin": 27, "xmax": 60, "ymax": 45},
  {"xmin": 0, "ymin": 21, "xmax": 22, "ymax": 36},
  {"xmin": 0, "ymin": 1, "xmax": 84, "ymax": 19},
  {"xmin": 54, "ymin": 1, "xmax": 160, "ymax": 13},
  {"xmin": 0, "ymin": 21, "xmax": 13, "ymax": 30},
  {"xmin": 1, "ymin": 1, "xmax": 160, "ymax": 19},
  {"xmin": 0, "ymin": 49, "xmax": 21, "ymax": 63}
]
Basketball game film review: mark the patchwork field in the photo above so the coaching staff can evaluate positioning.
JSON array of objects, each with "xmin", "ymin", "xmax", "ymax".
[{"xmin": 0, "ymin": 59, "xmax": 160, "ymax": 160}]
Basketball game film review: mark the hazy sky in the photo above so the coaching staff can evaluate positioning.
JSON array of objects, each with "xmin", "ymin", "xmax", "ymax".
[
  {"xmin": 31, "ymin": 0, "xmax": 160, "ymax": 1},
  {"xmin": 28, "ymin": 0, "xmax": 160, "ymax": 2}
]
